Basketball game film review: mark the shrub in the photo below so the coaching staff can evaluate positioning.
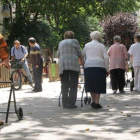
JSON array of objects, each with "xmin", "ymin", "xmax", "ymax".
[{"xmin": 101, "ymin": 13, "xmax": 138, "ymax": 49}]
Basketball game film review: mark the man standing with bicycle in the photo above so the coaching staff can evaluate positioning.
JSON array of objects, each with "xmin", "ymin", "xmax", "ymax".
[
  {"xmin": 28, "ymin": 37, "xmax": 43, "ymax": 92},
  {"xmin": 11, "ymin": 40, "xmax": 33, "ymax": 85}
]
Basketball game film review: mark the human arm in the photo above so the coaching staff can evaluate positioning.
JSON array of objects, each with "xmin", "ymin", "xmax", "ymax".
[
  {"xmin": 103, "ymin": 45, "xmax": 109, "ymax": 74},
  {"xmin": 74, "ymin": 40, "xmax": 84, "ymax": 65},
  {"xmin": 21, "ymin": 46, "xmax": 28, "ymax": 62},
  {"xmin": 123, "ymin": 45, "xmax": 129, "ymax": 71},
  {"xmin": 11, "ymin": 56, "xmax": 14, "ymax": 61},
  {"xmin": 21, "ymin": 53, "xmax": 28, "ymax": 62},
  {"xmin": 130, "ymin": 55, "xmax": 133, "ymax": 63},
  {"xmin": 35, "ymin": 46, "xmax": 41, "ymax": 68},
  {"xmin": 10, "ymin": 47, "xmax": 15, "ymax": 61},
  {"xmin": 128, "ymin": 45, "xmax": 133, "ymax": 63},
  {"xmin": 123, "ymin": 45, "xmax": 128, "ymax": 60},
  {"xmin": 107, "ymin": 46, "xmax": 111, "ymax": 57}
]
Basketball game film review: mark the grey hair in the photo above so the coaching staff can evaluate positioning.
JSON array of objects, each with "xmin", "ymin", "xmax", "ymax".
[
  {"xmin": 90, "ymin": 31, "xmax": 101, "ymax": 41},
  {"xmin": 14, "ymin": 40, "xmax": 20, "ymax": 45},
  {"xmin": 28, "ymin": 37, "xmax": 36, "ymax": 43},
  {"xmin": 113, "ymin": 35, "xmax": 121, "ymax": 42}
]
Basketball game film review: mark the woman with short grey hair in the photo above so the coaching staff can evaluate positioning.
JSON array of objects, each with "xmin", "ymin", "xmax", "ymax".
[
  {"xmin": 83, "ymin": 31, "xmax": 109, "ymax": 109},
  {"xmin": 108, "ymin": 35, "xmax": 128, "ymax": 94}
]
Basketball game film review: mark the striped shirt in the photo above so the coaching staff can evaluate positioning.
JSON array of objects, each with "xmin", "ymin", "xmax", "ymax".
[
  {"xmin": 58, "ymin": 39, "xmax": 82, "ymax": 75},
  {"xmin": 30, "ymin": 43, "xmax": 42, "ymax": 65}
]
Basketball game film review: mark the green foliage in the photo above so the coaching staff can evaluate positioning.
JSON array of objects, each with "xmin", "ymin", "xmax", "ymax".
[
  {"xmin": 87, "ymin": 0, "xmax": 140, "ymax": 18},
  {"xmin": 88, "ymin": 16, "xmax": 103, "ymax": 33},
  {"xmin": 40, "ymin": 0, "xmax": 140, "ymax": 32},
  {"xmin": 1, "ymin": 0, "xmax": 140, "ymax": 50},
  {"xmin": 101, "ymin": 13, "xmax": 138, "ymax": 49},
  {"xmin": 60, "ymin": 15, "xmax": 90, "ymax": 48},
  {"xmin": 59, "ymin": 15, "xmax": 102, "ymax": 48},
  {"xmin": 8, "ymin": 20, "xmax": 57, "ymax": 49}
]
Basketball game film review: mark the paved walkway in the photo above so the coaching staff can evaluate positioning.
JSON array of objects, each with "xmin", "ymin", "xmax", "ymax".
[{"xmin": 0, "ymin": 78, "xmax": 140, "ymax": 140}]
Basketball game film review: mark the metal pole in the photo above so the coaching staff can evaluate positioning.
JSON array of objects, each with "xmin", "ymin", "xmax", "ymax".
[
  {"xmin": 12, "ymin": 84, "xmax": 17, "ymax": 114},
  {"xmin": 5, "ymin": 84, "xmax": 12, "ymax": 123}
]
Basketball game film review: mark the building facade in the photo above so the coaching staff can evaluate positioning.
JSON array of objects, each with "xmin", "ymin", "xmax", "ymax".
[{"xmin": 0, "ymin": 4, "xmax": 10, "ymax": 33}]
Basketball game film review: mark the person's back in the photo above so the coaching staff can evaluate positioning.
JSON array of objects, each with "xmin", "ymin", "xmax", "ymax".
[
  {"xmin": 58, "ymin": 39, "xmax": 82, "ymax": 74},
  {"xmin": 84, "ymin": 41, "xmax": 105, "ymax": 60},
  {"xmin": 108, "ymin": 43, "xmax": 127, "ymax": 70},
  {"xmin": 129, "ymin": 42, "xmax": 140, "ymax": 66},
  {"xmin": 128, "ymin": 34, "xmax": 140, "ymax": 92},
  {"xmin": 58, "ymin": 31, "xmax": 83, "ymax": 109},
  {"xmin": 83, "ymin": 40, "xmax": 108, "ymax": 69}
]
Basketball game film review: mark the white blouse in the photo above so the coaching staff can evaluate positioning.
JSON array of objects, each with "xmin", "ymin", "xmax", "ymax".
[{"xmin": 83, "ymin": 40, "xmax": 109, "ymax": 72}]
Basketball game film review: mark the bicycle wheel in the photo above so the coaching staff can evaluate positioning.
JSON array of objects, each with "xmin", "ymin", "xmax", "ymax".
[
  {"xmin": 12, "ymin": 70, "xmax": 22, "ymax": 90},
  {"xmin": 30, "ymin": 69, "xmax": 35, "ymax": 89}
]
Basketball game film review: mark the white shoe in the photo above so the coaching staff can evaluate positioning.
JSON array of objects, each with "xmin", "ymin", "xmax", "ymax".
[
  {"xmin": 133, "ymin": 88, "xmax": 138, "ymax": 92},
  {"xmin": 133, "ymin": 89, "xmax": 138, "ymax": 92}
]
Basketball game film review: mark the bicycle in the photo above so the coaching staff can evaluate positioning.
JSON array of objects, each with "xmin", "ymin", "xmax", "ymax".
[{"xmin": 10, "ymin": 60, "xmax": 35, "ymax": 90}]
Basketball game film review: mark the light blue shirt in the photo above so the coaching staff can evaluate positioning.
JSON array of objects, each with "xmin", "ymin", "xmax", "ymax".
[{"xmin": 11, "ymin": 45, "xmax": 27, "ymax": 60}]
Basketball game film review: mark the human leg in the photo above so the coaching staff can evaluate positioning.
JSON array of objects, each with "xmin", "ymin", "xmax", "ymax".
[
  {"xmin": 69, "ymin": 71, "xmax": 79, "ymax": 107},
  {"xmin": 90, "ymin": 93, "xmax": 95, "ymax": 102},
  {"xmin": 134, "ymin": 66, "xmax": 139, "ymax": 91},
  {"xmin": 32, "ymin": 65, "xmax": 38, "ymax": 90},
  {"xmin": 95, "ymin": 94, "xmax": 100, "ymax": 104},
  {"xmin": 90, "ymin": 93, "xmax": 96, "ymax": 108},
  {"xmin": 60, "ymin": 71, "xmax": 70, "ymax": 107},
  {"xmin": 117, "ymin": 69, "xmax": 125, "ymax": 92},
  {"xmin": 94, "ymin": 93, "xmax": 102, "ymax": 109},
  {"xmin": 35, "ymin": 60, "xmax": 43, "ymax": 91},
  {"xmin": 22, "ymin": 60, "xmax": 33, "ymax": 83},
  {"xmin": 110, "ymin": 69, "xmax": 118, "ymax": 92},
  {"xmin": 136, "ymin": 66, "xmax": 140, "ymax": 92}
]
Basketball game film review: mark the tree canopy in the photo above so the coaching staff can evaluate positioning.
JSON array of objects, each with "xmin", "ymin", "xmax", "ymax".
[
  {"xmin": 101, "ymin": 13, "xmax": 138, "ymax": 49},
  {"xmin": 1, "ymin": 0, "xmax": 140, "ymax": 49}
]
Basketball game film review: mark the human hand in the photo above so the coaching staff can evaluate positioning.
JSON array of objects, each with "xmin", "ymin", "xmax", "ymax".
[
  {"xmin": 3, "ymin": 58, "xmax": 11, "ymax": 69},
  {"xmin": 36, "ymin": 65, "xmax": 39, "ymax": 68},
  {"xmin": 0, "ymin": 62, "xmax": 3, "ymax": 66},
  {"xmin": 106, "ymin": 72, "xmax": 109, "ymax": 77},
  {"xmin": 28, "ymin": 63, "xmax": 31, "ymax": 66},
  {"xmin": 21, "ymin": 58, "xmax": 25, "ymax": 62}
]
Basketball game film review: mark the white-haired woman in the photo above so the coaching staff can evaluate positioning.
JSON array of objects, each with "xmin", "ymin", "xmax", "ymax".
[{"xmin": 83, "ymin": 31, "xmax": 109, "ymax": 109}]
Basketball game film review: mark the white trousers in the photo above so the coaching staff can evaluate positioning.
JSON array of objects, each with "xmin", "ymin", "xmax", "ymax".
[{"xmin": 134, "ymin": 66, "xmax": 140, "ymax": 91}]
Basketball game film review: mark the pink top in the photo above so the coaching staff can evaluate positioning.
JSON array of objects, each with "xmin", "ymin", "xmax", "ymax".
[{"xmin": 108, "ymin": 43, "xmax": 128, "ymax": 70}]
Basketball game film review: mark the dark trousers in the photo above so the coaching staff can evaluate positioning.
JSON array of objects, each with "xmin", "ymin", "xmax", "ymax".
[
  {"xmin": 32, "ymin": 59, "xmax": 43, "ymax": 90},
  {"xmin": 110, "ymin": 69, "xmax": 125, "ymax": 91},
  {"xmin": 60, "ymin": 70, "xmax": 79, "ymax": 106}
]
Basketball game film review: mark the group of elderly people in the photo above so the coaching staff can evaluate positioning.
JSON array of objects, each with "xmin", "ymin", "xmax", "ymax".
[{"xmin": 58, "ymin": 31, "xmax": 140, "ymax": 109}]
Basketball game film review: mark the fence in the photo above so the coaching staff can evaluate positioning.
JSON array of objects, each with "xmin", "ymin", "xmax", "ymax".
[
  {"xmin": 0, "ymin": 65, "xmax": 11, "ymax": 88},
  {"xmin": 0, "ymin": 63, "xmax": 60, "ymax": 88},
  {"xmin": 0, "ymin": 65, "xmax": 31, "ymax": 88}
]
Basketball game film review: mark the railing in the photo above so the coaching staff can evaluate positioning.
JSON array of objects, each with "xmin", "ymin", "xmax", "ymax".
[
  {"xmin": 0, "ymin": 65, "xmax": 30, "ymax": 88},
  {"xmin": 0, "ymin": 65, "xmax": 11, "ymax": 88}
]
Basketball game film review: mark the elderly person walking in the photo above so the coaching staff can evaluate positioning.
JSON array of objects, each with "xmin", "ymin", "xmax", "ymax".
[
  {"xmin": 83, "ymin": 31, "xmax": 109, "ymax": 109},
  {"xmin": 58, "ymin": 31, "xmax": 83, "ymax": 109},
  {"xmin": 108, "ymin": 36, "xmax": 128, "ymax": 94},
  {"xmin": 128, "ymin": 34, "xmax": 140, "ymax": 92}
]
